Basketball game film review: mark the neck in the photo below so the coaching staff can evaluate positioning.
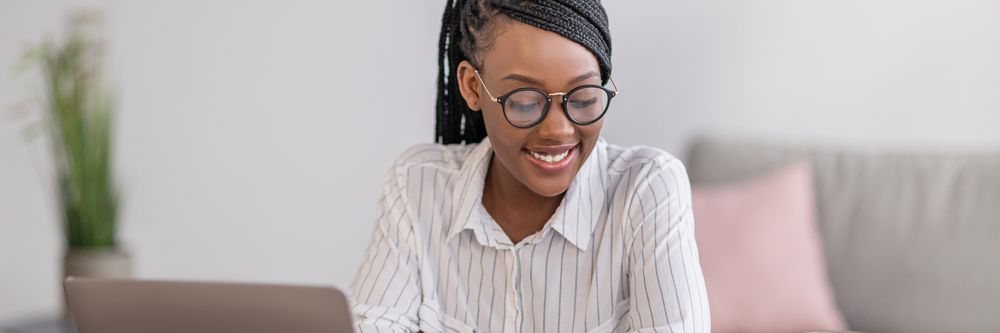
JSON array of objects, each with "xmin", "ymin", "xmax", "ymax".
[{"xmin": 482, "ymin": 153, "xmax": 563, "ymax": 243}]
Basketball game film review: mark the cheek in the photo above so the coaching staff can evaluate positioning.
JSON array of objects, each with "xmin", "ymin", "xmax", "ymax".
[
  {"xmin": 479, "ymin": 104, "xmax": 504, "ymax": 132},
  {"xmin": 576, "ymin": 121, "xmax": 604, "ymax": 165},
  {"xmin": 481, "ymin": 107, "xmax": 526, "ymax": 157},
  {"xmin": 579, "ymin": 120, "xmax": 604, "ymax": 143}
]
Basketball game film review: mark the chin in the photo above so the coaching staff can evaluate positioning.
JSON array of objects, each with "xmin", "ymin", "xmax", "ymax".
[
  {"xmin": 520, "ymin": 164, "xmax": 580, "ymax": 197},
  {"xmin": 526, "ymin": 180, "xmax": 573, "ymax": 198}
]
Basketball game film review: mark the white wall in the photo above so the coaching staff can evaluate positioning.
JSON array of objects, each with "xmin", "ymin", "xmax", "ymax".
[
  {"xmin": 2, "ymin": 0, "xmax": 998, "ymax": 324},
  {"xmin": 606, "ymin": 0, "xmax": 1000, "ymax": 152}
]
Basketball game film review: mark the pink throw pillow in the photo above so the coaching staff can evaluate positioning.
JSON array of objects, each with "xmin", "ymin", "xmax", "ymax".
[{"xmin": 693, "ymin": 162, "xmax": 847, "ymax": 333}]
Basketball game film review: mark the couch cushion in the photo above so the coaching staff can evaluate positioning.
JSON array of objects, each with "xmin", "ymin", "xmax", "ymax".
[
  {"xmin": 685, "ymin": 136, "xmax": 1000, "ymax": 333},
  {"xmin": 694, "ymin": 162, "xmax": 847, "ymax": 332}
]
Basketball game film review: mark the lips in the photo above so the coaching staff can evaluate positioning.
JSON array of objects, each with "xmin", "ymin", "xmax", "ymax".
[{"xmin": 523, "ymin": 143, "xmax": 578, "ymax": 173}]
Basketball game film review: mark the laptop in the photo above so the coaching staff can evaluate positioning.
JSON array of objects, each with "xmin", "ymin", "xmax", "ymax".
[{"xmin": 64, "ymin": 277, "xmax": 355, "ymax": 333}]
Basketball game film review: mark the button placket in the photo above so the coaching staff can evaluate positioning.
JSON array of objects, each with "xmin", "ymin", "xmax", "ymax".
[{"xmin": 503, "ymin": 247, "xmax": 522, "ymax": 333}]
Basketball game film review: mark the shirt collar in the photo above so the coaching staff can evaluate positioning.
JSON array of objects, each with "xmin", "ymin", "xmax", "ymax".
[{"xmin": 446, "ymin": 137, "xmax": 607, "ymax": 251}]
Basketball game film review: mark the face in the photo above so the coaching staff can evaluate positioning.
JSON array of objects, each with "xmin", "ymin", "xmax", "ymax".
[{"xmin": 456, "ymin": 19, "xmax": 605, "ymax": 198}]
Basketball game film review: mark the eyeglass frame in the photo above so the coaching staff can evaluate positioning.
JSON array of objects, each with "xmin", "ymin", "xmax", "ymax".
[{"xmin": 473, "ymin": 69, "xmax": 621, "ymax": 129}]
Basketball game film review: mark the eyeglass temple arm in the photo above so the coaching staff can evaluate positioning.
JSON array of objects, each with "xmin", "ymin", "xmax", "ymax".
[
  {"xmin": 473, "ymin": 70, "xmax": 499, "ymax": 102},
  {"xmin": 608, "ymin": 76, "xmax": 621, "ymax": 96}
]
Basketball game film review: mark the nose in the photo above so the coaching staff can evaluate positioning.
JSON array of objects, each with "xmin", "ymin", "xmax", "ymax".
[{"xmin": 535, "ymin": 99, "xmax": 575, "ymax": 140}]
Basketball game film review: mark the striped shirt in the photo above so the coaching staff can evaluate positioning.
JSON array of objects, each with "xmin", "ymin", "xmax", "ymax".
[{"xmin": 349, "ymin": 137, "xmax": 710, "ymax": 333}]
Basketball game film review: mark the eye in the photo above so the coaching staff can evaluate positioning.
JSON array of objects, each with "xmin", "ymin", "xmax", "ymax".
[
  {"xmin": 506, "ymin": 91, "xmax": 545, "ymax": 113},
  {"xmin": 511, "ymin": 101, "xmax": 542, "ymax": 112},
  {"xmin": 569, "ymin": 97, "xmax": 598, "ymax": 109}
]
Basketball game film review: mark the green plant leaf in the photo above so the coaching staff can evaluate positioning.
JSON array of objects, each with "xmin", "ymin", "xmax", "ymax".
[{"xmin": 27, "ymin": 11, "xmax": 119, "ymax": 248}]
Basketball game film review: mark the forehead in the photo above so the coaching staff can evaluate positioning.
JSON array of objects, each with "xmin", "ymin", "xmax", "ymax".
[{"xmin": 479, "ymin": 20, "xmax": 600, "ymax": 86}]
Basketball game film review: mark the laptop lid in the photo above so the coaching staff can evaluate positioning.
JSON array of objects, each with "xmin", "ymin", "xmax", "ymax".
[{"xmin": 64, "ymin": 277, "xmax": 354, "ymax": 333}]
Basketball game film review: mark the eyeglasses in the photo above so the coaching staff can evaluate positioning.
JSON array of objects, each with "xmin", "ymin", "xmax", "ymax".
[{"xmin": 474, "ymin": 69, "xmax": 620, "ymax": 128}]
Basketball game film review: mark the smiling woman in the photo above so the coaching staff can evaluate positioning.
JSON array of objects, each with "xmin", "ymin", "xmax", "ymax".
[{"xmin": 349, "ymin": 1, "xmax": 709, "ymax": 332}]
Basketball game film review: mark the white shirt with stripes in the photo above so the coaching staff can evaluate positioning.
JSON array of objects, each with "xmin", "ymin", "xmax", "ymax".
[{"xmin": 349, "ymin": 137, "xmax": 709, "ymax": 333}]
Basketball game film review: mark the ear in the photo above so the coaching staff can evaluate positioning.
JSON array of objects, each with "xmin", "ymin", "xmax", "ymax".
[{"xmin": 456, "ymin": 60, "xmax": 484, "ymax": 112}]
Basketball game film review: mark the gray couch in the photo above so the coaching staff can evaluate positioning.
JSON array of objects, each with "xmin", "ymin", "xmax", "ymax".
[{"xmin": 685, "ymin": 136, "xmax": 1000, "ymax": 333}]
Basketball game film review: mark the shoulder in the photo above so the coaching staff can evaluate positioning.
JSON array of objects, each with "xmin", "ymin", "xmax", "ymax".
[
  {"xmin": 385, "ymin": 142, "xmax": 478, "ymax": 180},
  {"xmin": 599, "ymin": 141, "xmax": 692, "ymax": 217},
  {"xmin": 374, "ymin": 143, "xmax": 482, "ymax": 230},
  {"xmin": 391, "ymin": 143, "xmax": 476, "ymax": 170},
  {"xmin": 602, "ymin": 141, "xmax": 688, "ymax": 185},
  {"xmin": 601, "ymin": 143, "xmax": 694, "ymax": 247},
  {"xmin": 378, "ymin": 143, "xmax": 478, "ymax": 200}
]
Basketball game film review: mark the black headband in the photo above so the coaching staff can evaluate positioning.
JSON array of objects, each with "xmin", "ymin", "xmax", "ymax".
[{"xmin": 490, "ymin": 0, "xmax": 613, "ymax": 83}]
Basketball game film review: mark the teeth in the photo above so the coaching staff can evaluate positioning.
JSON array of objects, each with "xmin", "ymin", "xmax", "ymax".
[{"xmin": 529, "ymin": 149, "xmax": 570, "ymax": 163}]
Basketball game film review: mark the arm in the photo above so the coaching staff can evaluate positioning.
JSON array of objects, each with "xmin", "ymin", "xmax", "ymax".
[
  {"xmin": 349, "ymin": 170, "xmax": 422, "ymax": 333},
  {"xmin": 625, "ymin": 158, "xmax": 710, "ymax": 333}
]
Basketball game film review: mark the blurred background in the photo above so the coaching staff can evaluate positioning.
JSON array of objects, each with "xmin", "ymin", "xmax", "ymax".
[{"xmin": 1, "ymin": 0, "xmax": 998, "ymax": 327}]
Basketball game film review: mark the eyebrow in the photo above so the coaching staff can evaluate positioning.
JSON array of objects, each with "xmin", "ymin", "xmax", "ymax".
[{"xmin": 501, "ymin": 71, "xmax": 599, "ymax": 86}]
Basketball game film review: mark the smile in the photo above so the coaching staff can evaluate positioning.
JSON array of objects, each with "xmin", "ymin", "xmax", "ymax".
[
  {"xmin": 523, "ymin": 143, "xmax": 578, "ymax": 173},
  {"xmin": 529, "ymin": 150, "xmax": 570, "ymax": 163}
]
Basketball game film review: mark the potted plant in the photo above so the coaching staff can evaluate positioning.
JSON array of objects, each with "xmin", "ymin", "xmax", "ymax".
[{"xmin": 22, "ymin": 11, "xmax": 131, "ymax": 316}]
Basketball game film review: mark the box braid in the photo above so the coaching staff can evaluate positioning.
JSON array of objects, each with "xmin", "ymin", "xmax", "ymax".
[{"xmin": 435, "ymin": 0, "xmax": 612, "ymax": 144}]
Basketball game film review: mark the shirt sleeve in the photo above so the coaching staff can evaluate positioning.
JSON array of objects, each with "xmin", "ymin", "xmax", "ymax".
[
  {"xmin": 624, "ymin": 157, "xmax": 711, "ymax": 333},
  {"xmin": 349, "ymin": 168, "xmax": 422, "ymax": 333}
]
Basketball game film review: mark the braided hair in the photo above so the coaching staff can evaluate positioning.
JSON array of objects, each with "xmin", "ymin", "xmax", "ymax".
[{"xmin": 435, "ymin": 0, "xmax": 613, "ymax": 144}]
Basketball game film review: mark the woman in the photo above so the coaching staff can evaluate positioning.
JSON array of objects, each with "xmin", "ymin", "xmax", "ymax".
[{"xmin": 350, "ymin": 1, "xmax": 709, "ymax": 332}]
